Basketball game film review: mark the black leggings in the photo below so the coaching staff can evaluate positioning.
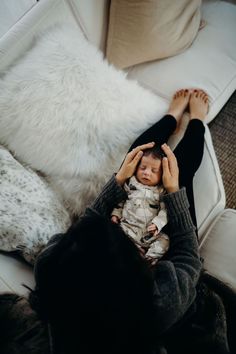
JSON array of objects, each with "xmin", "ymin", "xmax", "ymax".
[{"xmin": 128, "ymin": 115, "xmax": 205, "ymax": 234}]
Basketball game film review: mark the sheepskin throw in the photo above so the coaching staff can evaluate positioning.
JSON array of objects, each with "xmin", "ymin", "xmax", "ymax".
[
  {"xmin": 0, "ymin": 25, "xmax": 165, "ymax": 216},
  {"xmin": 0, "ymin": 145, "xmax": 70, "ymax": 264}
]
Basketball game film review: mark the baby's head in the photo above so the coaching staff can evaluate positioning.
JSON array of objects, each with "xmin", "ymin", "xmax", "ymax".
[{"xmin": 135, "ymin": 146, "xmax": 164, "ymax": 186}]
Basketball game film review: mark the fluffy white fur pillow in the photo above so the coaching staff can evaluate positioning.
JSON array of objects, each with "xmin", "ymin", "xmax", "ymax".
[
  {"xmin": 0, "ymin": 145, "xmax": 70, "ymax": 264},
  {"xmin": 0, "ymin": 25, "xmax": 165, "ymax": 216}
]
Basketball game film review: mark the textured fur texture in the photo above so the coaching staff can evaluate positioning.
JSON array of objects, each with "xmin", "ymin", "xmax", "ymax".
[
  {"xmin": 0, "ymin": 25, "xmax": 166, "ymax": 216},
  {"xmin": 0, "ymin": 145, "xmax": 70, "ymax": 264}
]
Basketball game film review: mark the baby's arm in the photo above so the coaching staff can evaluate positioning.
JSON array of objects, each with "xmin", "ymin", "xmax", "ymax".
[
  {"xmin": 111, "ymin": 201, "xmax": 125, "ymax": 223},
  {"xmin": 151, "ymin": 201, "xmax": 168, "ymax": 233}
]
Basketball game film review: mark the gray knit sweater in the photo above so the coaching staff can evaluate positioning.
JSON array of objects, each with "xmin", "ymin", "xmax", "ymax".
[
  {"xmin": 34, "ymin": 174, "xmax": 202, "ymax": 335},
  {"xmin": 90, "ymin": 175, "xmax": 202, "ymax": 332}
]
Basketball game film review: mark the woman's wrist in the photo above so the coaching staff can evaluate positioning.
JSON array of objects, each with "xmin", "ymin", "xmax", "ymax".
[
  {"xmin": 115, "ymin": 172, "xmax": 126, "ymax": 186},
  {"xmin": 166, "ymin": 185, "xmax": 179, "ymax": 194}
]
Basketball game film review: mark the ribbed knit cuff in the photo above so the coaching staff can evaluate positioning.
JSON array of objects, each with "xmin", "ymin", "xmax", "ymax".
[
  {"xmin": 91, "ymin": 174, "xmax": 127, "ymax": 217},
  {"xmin": 162, "ymin": 188, "xmax": 189, "ymax": 215},
  {"xmin": 161, "ymin": 188, "xmax": 195, "ymax": 234}
]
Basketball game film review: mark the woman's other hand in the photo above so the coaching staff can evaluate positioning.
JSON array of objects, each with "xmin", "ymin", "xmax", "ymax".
[
  {"xmin": 111, "ymin": 215, "xmax": 120, "ymax": 224},
  {"xmin": 116, "ymin": 142, "xmax": 155, "ymax": 186},
  {"xmin": 161, "ymin": 143, "xmax": 179, "ymax": 193}
]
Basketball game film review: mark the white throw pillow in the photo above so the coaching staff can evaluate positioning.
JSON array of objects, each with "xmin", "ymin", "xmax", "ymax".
[
  {"xmin": 0, "ymin": 25, "xmax": 165, "ymax": 216},
  {"xmin": 0, "ymin": 145, "xmax": 70, "ymax": 264}
]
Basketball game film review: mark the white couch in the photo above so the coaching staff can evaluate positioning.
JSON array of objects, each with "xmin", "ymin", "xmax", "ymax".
[{"xmin": 0, "ymin": 0, "xmax": 236, "ymax": 295}]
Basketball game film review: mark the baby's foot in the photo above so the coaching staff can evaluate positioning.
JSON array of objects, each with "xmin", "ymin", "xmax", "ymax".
[
  {"xmin": 189, "ymin": 90, "xmax": 209, "ymax": 121},
  {"xmin": 167, "ymin": 89, "xmax": 191, "ymax": 123}
]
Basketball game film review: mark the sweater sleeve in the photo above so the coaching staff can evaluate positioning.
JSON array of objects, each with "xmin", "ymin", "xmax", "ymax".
[
  {"xmin": 152, "ymin": 187, "xmax": 202, "ymax": 333},
  {"xmin": 89, "ymin": 174, "xmax": 127, "ymax": 218}
]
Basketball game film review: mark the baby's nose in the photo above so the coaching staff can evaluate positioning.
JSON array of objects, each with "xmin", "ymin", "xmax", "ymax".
[{"xmin": 144, "ymin": 169, "xmax": 151, "ymax": 175}]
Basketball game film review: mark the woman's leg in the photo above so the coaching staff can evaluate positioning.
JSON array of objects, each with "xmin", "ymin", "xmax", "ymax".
[
  {"xmin": 173, "ymin": 90, "xmax": 209, "ymax": 233},
  {"xmin": 128, "ymin": 115, "xmax": 176, "ymax": 151},
  {"xmin": 174, "ymin": 119, "xmax": 205, "ymax": 230},
  {"xmin": 128, "ymin": 89, "xmax": 191, "ymax": 151}
]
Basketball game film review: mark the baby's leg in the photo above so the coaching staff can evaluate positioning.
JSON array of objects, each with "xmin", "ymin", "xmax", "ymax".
[
  {"xmin": 128, "ymin": 89, "xmax": 190, "ymax": 151},
  {"xmin": 145, "ymin": 233, "xmax": 170, "ymax": 260}
]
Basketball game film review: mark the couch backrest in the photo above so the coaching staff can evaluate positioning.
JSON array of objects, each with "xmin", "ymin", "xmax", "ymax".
[
  {"xmin": 68, "ymin": 0, "xmax": 110, "ymax": 52},
  {"xmin": 0, "ymin": 0, "xmax": 109, "ymax": 73}
]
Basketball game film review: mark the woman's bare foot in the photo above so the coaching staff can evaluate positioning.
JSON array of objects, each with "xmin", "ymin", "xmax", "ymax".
[
  {"xmin": 189, "ymin": 90, "xmax": 209, "ymax": 121},
  {"xmin": 167, "ymin": 89, "xmax": 191, "ymax": 123}
]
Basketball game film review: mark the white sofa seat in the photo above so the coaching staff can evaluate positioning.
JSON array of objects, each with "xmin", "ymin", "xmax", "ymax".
[
  {"xmin": 200, "ymin": 209, "xmax": 236, "ymax": 292},
  {"xmin": 0, "ymin": 252, "xmax": 34, "ymax": 295}
]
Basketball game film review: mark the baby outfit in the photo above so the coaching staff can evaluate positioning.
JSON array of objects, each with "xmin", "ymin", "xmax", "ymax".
[{"xmin": 112, "ymin": 176, "xmax": 169, "ymax": 261}]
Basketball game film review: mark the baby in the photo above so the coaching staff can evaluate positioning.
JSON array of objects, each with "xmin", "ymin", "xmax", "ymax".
[{"xmin": 111, "ymin": 146, "xmax": 169, "ymax": 263}]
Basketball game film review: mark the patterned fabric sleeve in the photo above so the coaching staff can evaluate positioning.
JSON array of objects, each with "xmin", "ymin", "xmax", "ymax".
[
  {"xmin": 151, "ymin": 201, "xmax": 168, "ymax": 232},
  {"xmin": 111, "ymin": 201, "xmax": 125, "ymax": 219}
]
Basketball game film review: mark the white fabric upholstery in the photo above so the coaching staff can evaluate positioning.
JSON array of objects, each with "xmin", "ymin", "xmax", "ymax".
[
  {"xmin": 127, "ymin": 1, "xmax": 236, "ymax": 123},
  {"xmin": 194, "ymin": 126, "xmax": 225, "ymax": 239},
  {"xmin": 200, "ymin": 209, "xmax": 236, "ymax": 292},
  {"xmin": 0, "ymin": 0, "xmax": 36, "ymax": 38},
  {"xmin": 67, "ymin": 0, "xmax": 109, "ymax": 51},
  {"xmin": 0, "ymin": 0, "xmax": 79, "ymax": 72},
  {"xmin": 0, "ymin": 252, "xmax": 35, "ymax": 295}
]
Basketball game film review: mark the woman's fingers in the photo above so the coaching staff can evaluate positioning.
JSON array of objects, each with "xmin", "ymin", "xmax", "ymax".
[
  {"xmin": 161, "ymin": 143, "xmax": 179, "ymax": 193},
  {"xmin": 116, "ymin": 142, "xmax": 155, "ymax": 185},
  {"xmin": 127, "ymin": 142, "xmax": 155, "ymax": 161}
]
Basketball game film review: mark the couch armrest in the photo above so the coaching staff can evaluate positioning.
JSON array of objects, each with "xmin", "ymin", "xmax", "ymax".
[{"xmin": 200, "ymin": 209, "xmax": 236, "ymax": 292}]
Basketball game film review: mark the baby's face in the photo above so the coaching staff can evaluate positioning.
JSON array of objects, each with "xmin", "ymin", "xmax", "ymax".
[{"xmin": 136, "ymin": 154, "xmax": 162, "ymax": 186}]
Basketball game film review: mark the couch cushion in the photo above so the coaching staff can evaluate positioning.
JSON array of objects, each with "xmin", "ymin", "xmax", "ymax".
[
  {"xmin": 194, "ymin": 125, "xmax": 225, "ymax": 239},
  {"xmin": 0, "ymin": 252, "xmax": 34, "ymax": 295},
  {"xmin": 127, "ymin": 1, "xmax": 236, "ymax": 123},
  {"xmin": 106, "ymin": 0, "xmax": 201, "ymax": 69},
  {"xmin": 0, "ymin": 145, "xmax": 70, "ymax": 264},
  {"xmin": 200, "ymin": 209, "xmax": 236, "ymax": 292}
]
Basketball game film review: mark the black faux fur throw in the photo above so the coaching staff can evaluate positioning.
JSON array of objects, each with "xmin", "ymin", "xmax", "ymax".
[{"xmin": 161, "ymin": 271, "xmax": 233, "ymax": 354}]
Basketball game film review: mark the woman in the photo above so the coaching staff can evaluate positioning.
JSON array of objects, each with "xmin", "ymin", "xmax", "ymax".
[
  {"xmin": 29, "ymin": 89, "xmax": 209, "ymax": 354},
  {"xmin": 4, "ymin": 89, "xmax": 229, "ymax": 354}
]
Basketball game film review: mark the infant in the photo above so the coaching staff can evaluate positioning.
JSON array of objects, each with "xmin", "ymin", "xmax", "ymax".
[{"xmin": 111, "ymin": 147, "xmax": 169, "ymax": 262}]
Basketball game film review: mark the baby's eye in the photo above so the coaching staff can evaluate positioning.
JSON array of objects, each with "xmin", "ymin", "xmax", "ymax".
[
  {"xmin": 152, "ymin": 169, "xmax": 159, "ymax": 173},
  {"xmin": 139, "ymin": 165, "xmax": 146, "ymax": 170}
]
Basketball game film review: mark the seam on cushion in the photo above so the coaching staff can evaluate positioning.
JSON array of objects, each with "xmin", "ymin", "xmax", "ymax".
[
  {"xmin": 65, "ymin": 0, "xmax": 89, "ymax": 41},
  {"xmin": 127, "ymin": 79, "xmax": 171, "ymax": 101},
  {"xmin": 199, "ymin": 209, "xmax": 236, "ymax": 250},
  {"xmin": 210, "ymin": 71, "xmax": 236, "ymax": 105},
  {"xmin": 127, "ymin": 70, "xmax": 236, "ymax": 106},
  {"xmin": 0, "ymin": 0, "xmax": 58, "ymax": 43},
  {"xmin": 196, "ymin": 128, "xmax": 225, "ymax": 233},
  {"xmin": 0, "ymin": 0, "xmax": 77, "ymax": 65},
  {"xmin": 0, "ymin": 3, "xmax": 36, "ymax": 39}
]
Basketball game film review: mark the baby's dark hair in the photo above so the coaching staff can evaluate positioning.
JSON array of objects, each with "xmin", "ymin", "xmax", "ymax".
[{"xmin": 142, "ymin": 145, "xmax": 166, "ymax": 160}]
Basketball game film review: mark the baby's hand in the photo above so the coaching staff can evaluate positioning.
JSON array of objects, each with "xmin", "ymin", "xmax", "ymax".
[
  {"xmin": 111, "ymin": 215, "xmax": 120, "ymax": 224},
  {"xmin": 147, "ymin": 223, "xmax": 158, "ymax": 234}
]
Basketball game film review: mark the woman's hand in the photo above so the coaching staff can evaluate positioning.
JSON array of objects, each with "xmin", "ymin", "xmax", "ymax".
[
  {"xmin": 161, "ymin": 143, "xmax": 179, "ymax": 193},
  {"xmin": 116, "ymin": 142, "xmax": 155, "ymax": 186}
]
